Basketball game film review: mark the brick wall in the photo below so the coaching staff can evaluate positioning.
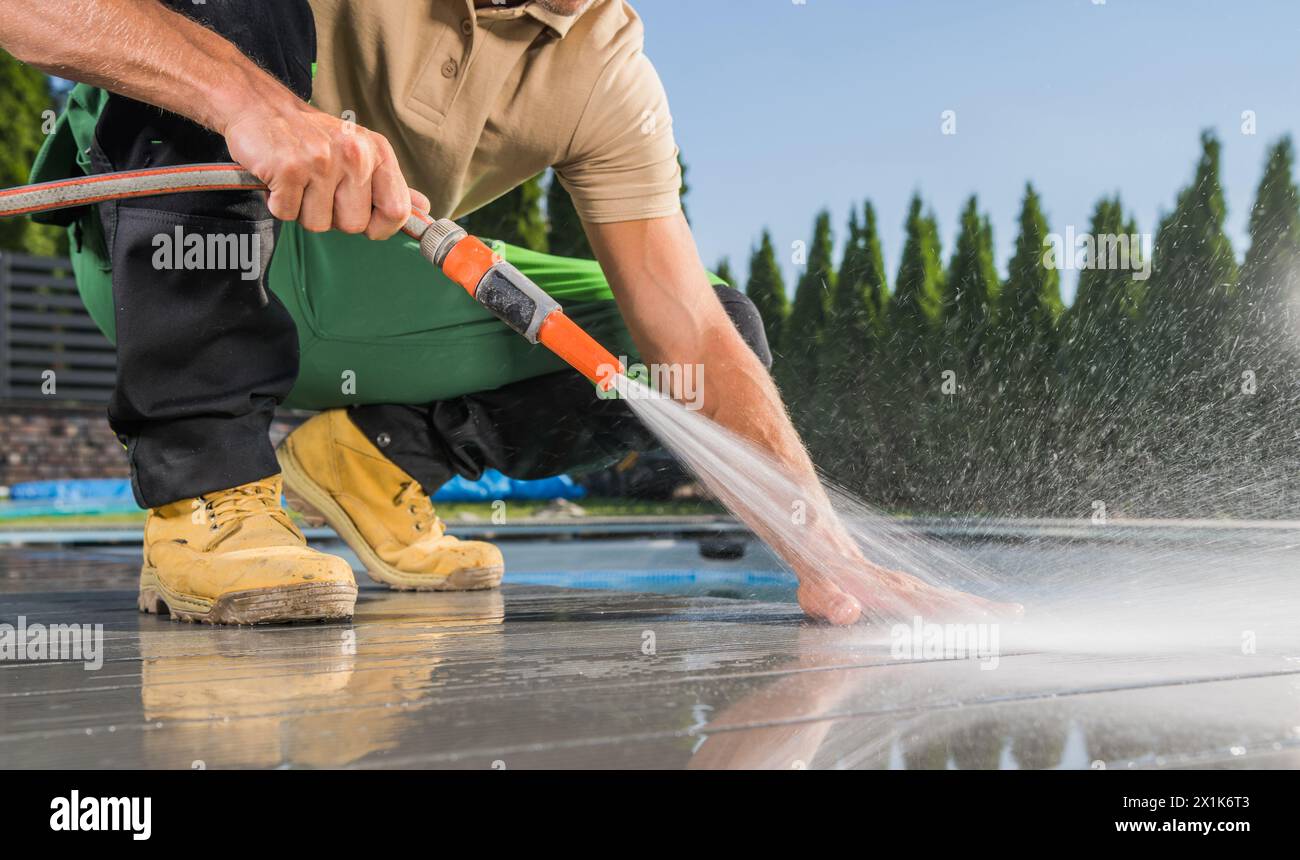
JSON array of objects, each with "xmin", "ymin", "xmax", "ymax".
[
  {"xmin": 0, "ymin": 402, "xmax": 307, "ymax": 488},
  {"xmin": 1, "ymin": 402, "xmax": 126, "ymax": 485}
]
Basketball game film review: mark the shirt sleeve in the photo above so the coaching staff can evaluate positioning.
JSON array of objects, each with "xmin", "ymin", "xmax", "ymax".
[{"xmin": 554, "ymin": 42, "xmax": 682, "ymax": 224}]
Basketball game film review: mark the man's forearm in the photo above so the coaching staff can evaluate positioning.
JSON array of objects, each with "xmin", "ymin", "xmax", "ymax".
[
  {"xmin": 588, "ymin": 214, "xmax": 845, "ymax": 549},
  {"xmin": 1, "ymin": 0, "xmax": 295, "ymax": 134},
  {"xmin": 590, "ymin": 215, "xmax": 884, "ymax": 622},
  {"xmin": 589, "ymin": 216, "xmax": 823, "ymax": 487},
  {"xmin": 4, "ymin": 0, "xmax": 416, "ymax": 237},
  {"xmin": 692, "ymin": 328, "xmax": 854, "ymax": 545},
  {"xmin": 690, "ymin": 322, "xmax": 826, "ymax": 491}
]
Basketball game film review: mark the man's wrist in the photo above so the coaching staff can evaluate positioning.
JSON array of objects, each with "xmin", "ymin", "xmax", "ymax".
[{"xmin": 201, "ymin": 58, "xmax": 296, "ymax": 135}]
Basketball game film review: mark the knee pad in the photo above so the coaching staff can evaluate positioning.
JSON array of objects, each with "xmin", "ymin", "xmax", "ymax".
[{"xmin": 713, "ymin": 286, "xmax": 773, "ymax": 369}]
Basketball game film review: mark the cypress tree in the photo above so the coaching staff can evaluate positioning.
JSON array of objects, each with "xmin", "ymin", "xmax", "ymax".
[
  {"xmin": 545, "ymin": 169, "xmax": 592, "ymax": 259},
  {"xmin": 930, "ymin": 196, "xmax": 1000, "ymax": 512},
  {"xmin": 1062, "ymin": 196, "xmax": 1142, "ymax": 398},
  {"xmin": 1057, "ymin": 196, "xmax": 1143, "ymax": 510},
  {"xmin": 1133, "ymin": 131, "xmax": 1240, "ymax": 514},
  {"xmin": 878, "ymin": 195, "xmax": 946, "ymax": 507},
  {"xmin": 1139, "ymin": 131, "xmax": 1238, "ymax": 380},
  {"xmin": 0, "ymin": 53, "xmax": 63, "ymax": 255},
  {"xmin": 942, "ymin": 196, "xmax": 1000, "ymax": 376},
  {"xmin": 1235, "ymin": 137, "xmax": 1300, "ymax": 514},
  {"xmin": 459, "ymin": 173, "xmax": 548, "ymax": 252},
  {"xmin": 994, "ymin": 183, "xmax": 1062, "ymax": 384},
  {"xmin": 775, "ymin": 210, "xmax": 836, "ymax": 424},
  {"xmin": 824, "ymin": 203, "xmax": 887, "ymax": 382},
  {"xmin": 788, "ymin": 210, "xmax": 836, "ymax": 338},
  {"xmin": 1239, "ymin": 137, "xmax": 1300, "ymax": 362},
  {"xmin": 820, "ymin": 201, "xmax": 889, "ymax": 483},
  {"xmin": 986, "ymin": 184, "xmax": 1064, "ymax": 510},
  {"xmin": 834, "ymin": 201, "xmax": 888, "ymax": 320},
  {"xmin": 887, "ymin": 195, "xmax": 945, "ymax": 355},
  {"xmin": 713, "ymin": 257, "xmax": 735, "ymax": 287},
  {"xmin": 744, "ymin": 230, "xmax": 789, "ymax": 360}
]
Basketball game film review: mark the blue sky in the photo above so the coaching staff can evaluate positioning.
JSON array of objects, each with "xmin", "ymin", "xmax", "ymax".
[{"xmin": 637, "ymin": 0, "xmax": 1300, "ymax": 303}]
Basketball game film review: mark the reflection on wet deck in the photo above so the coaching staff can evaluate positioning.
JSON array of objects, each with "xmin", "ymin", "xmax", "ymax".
[{"xmin": 2, "ymin": 542, "xmax": 1299, "ymax": 770}]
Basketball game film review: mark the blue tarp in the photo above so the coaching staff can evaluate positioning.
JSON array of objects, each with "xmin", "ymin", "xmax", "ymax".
[
  {"xmin": 8, "ymin": 478, "xmax": 136, "ymax": 503},
  {"xmin": 432, "ymin": 470, "xmax": 585, "ymax": 502},
  {"xmin": 0, "ymin": 498, "xmax": 142, "ymax": 518}
]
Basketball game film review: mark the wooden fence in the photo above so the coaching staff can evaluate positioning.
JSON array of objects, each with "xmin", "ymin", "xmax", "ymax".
[{"xmin": 0, "ymin": 252, "xmax": 115, "ymax": 404}]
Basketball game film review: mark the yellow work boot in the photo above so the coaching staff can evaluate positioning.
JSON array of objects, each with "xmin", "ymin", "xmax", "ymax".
[
  {"xmin": 138, "ymin": 475, "xmax": 357, "ymax": 625},
  {"xmin": 276, "ymin": 409, "xmax": 505, "ymax": 591}
]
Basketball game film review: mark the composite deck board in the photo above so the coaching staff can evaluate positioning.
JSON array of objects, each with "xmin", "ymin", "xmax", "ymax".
[{"xmin": 1, "ymin": 544, "xmax": 1297, "ymax": 769}]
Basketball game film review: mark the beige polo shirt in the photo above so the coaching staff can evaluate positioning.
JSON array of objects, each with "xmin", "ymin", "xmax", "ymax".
[{"xmin": 307, "ymin": 0, "xmax": 682, "ymax": 224}]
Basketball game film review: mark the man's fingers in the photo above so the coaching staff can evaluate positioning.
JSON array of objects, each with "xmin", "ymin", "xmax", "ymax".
[
  {"xmin": 298, "ymin": 177, "xmax": 338, "ymax": 233},
  {"xmin": 266, "ymin": 178, "xmax": 305, "ymax": 223},
  {"xmin": 376, "ymin": 187, "xmax": 432, "ymax": 242},
  {"xmin": 409, "ymin": 187, "xmax": 431, "ymax": 215},
  {"xmin": 332, "ymin": 173, "xmax": 373, "ymax": 234},
  {"xmin": 330, "ymin": 131, "xmax": 376, "ymax": 234},
  {"xmin": 797, "ymin": 576, "xmax": 862, "ymax": 626},
  {"xmin": 237, "ymin": 113, "xmax": 412, "ymax": 238},
  {"xmin": 363, "ymin": 136, "xmax": 412, "ymax": 240},
  {"xmin": 364, "ymin": 209, "xmax": 404, "ymax": 241}
]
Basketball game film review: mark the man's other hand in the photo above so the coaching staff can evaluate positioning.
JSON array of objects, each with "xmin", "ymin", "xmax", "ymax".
[{"xmin": 799, "ymin": 549, "xmax": 1024, "ymax": 626}]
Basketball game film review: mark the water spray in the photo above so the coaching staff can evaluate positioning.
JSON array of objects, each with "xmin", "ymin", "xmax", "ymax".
[
  {"xmin": 0, "ymin": 163, "xmax": 626, "ymax": 391},
  {"xmin": 1, "ymin": 163, "xmax": 1027, "ymax": 624}
]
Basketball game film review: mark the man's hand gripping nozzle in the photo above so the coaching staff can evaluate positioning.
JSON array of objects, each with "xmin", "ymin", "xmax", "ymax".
[{"xmin": 0, "ymin": 164, "xmax": 626, "ymax": 394}]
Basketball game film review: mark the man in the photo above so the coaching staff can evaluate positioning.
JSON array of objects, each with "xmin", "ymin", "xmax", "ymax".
[{"xmin": 7, "ymin": 0, "xmax": 1009, "ymax": 626}]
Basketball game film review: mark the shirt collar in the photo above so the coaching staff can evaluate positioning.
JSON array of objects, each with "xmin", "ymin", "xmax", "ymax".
[{"xmin": 471, "ymin": 1, "xmax": 582, "ymax": 39}]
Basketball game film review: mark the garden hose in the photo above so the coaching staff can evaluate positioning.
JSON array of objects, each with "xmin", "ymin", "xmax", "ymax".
[{"xmin": 0, "ymin": 163, "xmax": 625, "ymax": 390}]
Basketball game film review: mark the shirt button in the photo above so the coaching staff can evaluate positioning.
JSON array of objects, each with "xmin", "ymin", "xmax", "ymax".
[
  {"xmin": 441, "ymin": 59, "xmax": 458, "ymax": 78},
  {"xmin": 460, "ymin": 18, "xmax": 474, "ymax": 36}
]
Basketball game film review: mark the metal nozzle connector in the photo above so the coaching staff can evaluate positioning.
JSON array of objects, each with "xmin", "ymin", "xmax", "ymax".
[{"xmin": 419, "ymin": 218, "xmax": 469, "ymax": 267}]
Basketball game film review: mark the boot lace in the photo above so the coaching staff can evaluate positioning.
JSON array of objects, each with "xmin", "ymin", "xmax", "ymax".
[
  {"xmin": 394, "ymin": 481, "xmax": 445, "ymax": 538},
  {"xmin": 203, "ymin": 481, "xmax": 283, "ymax": 532}
]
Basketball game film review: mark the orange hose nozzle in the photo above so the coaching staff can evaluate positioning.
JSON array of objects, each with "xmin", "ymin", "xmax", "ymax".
[
  {"xmin": 537, "ymin": 311, "xmax": 624, "ymax": 391},
  {"xmin": 441, "ymin": 234, "xmax": 501, "ymax": 297}
]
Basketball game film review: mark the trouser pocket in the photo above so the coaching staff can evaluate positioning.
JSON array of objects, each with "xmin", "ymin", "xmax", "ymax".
[{"xmin": 108, "ymin": 205, "xmax": 297, "ymax": 506}]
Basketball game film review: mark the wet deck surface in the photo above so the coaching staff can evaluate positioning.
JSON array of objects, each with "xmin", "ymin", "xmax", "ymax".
[{"xmin": 2, "ymin": 539, "xmax": 1300, "ymax": 770}]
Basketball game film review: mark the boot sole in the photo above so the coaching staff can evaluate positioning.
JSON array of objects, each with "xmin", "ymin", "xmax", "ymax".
[
  {"xmin": 139, "ymin": 569, "xmax": 357, "ymax": 626},
  {"xmin": 277, "ymin": 442, "xmax": 505, "ymax": 592}
]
